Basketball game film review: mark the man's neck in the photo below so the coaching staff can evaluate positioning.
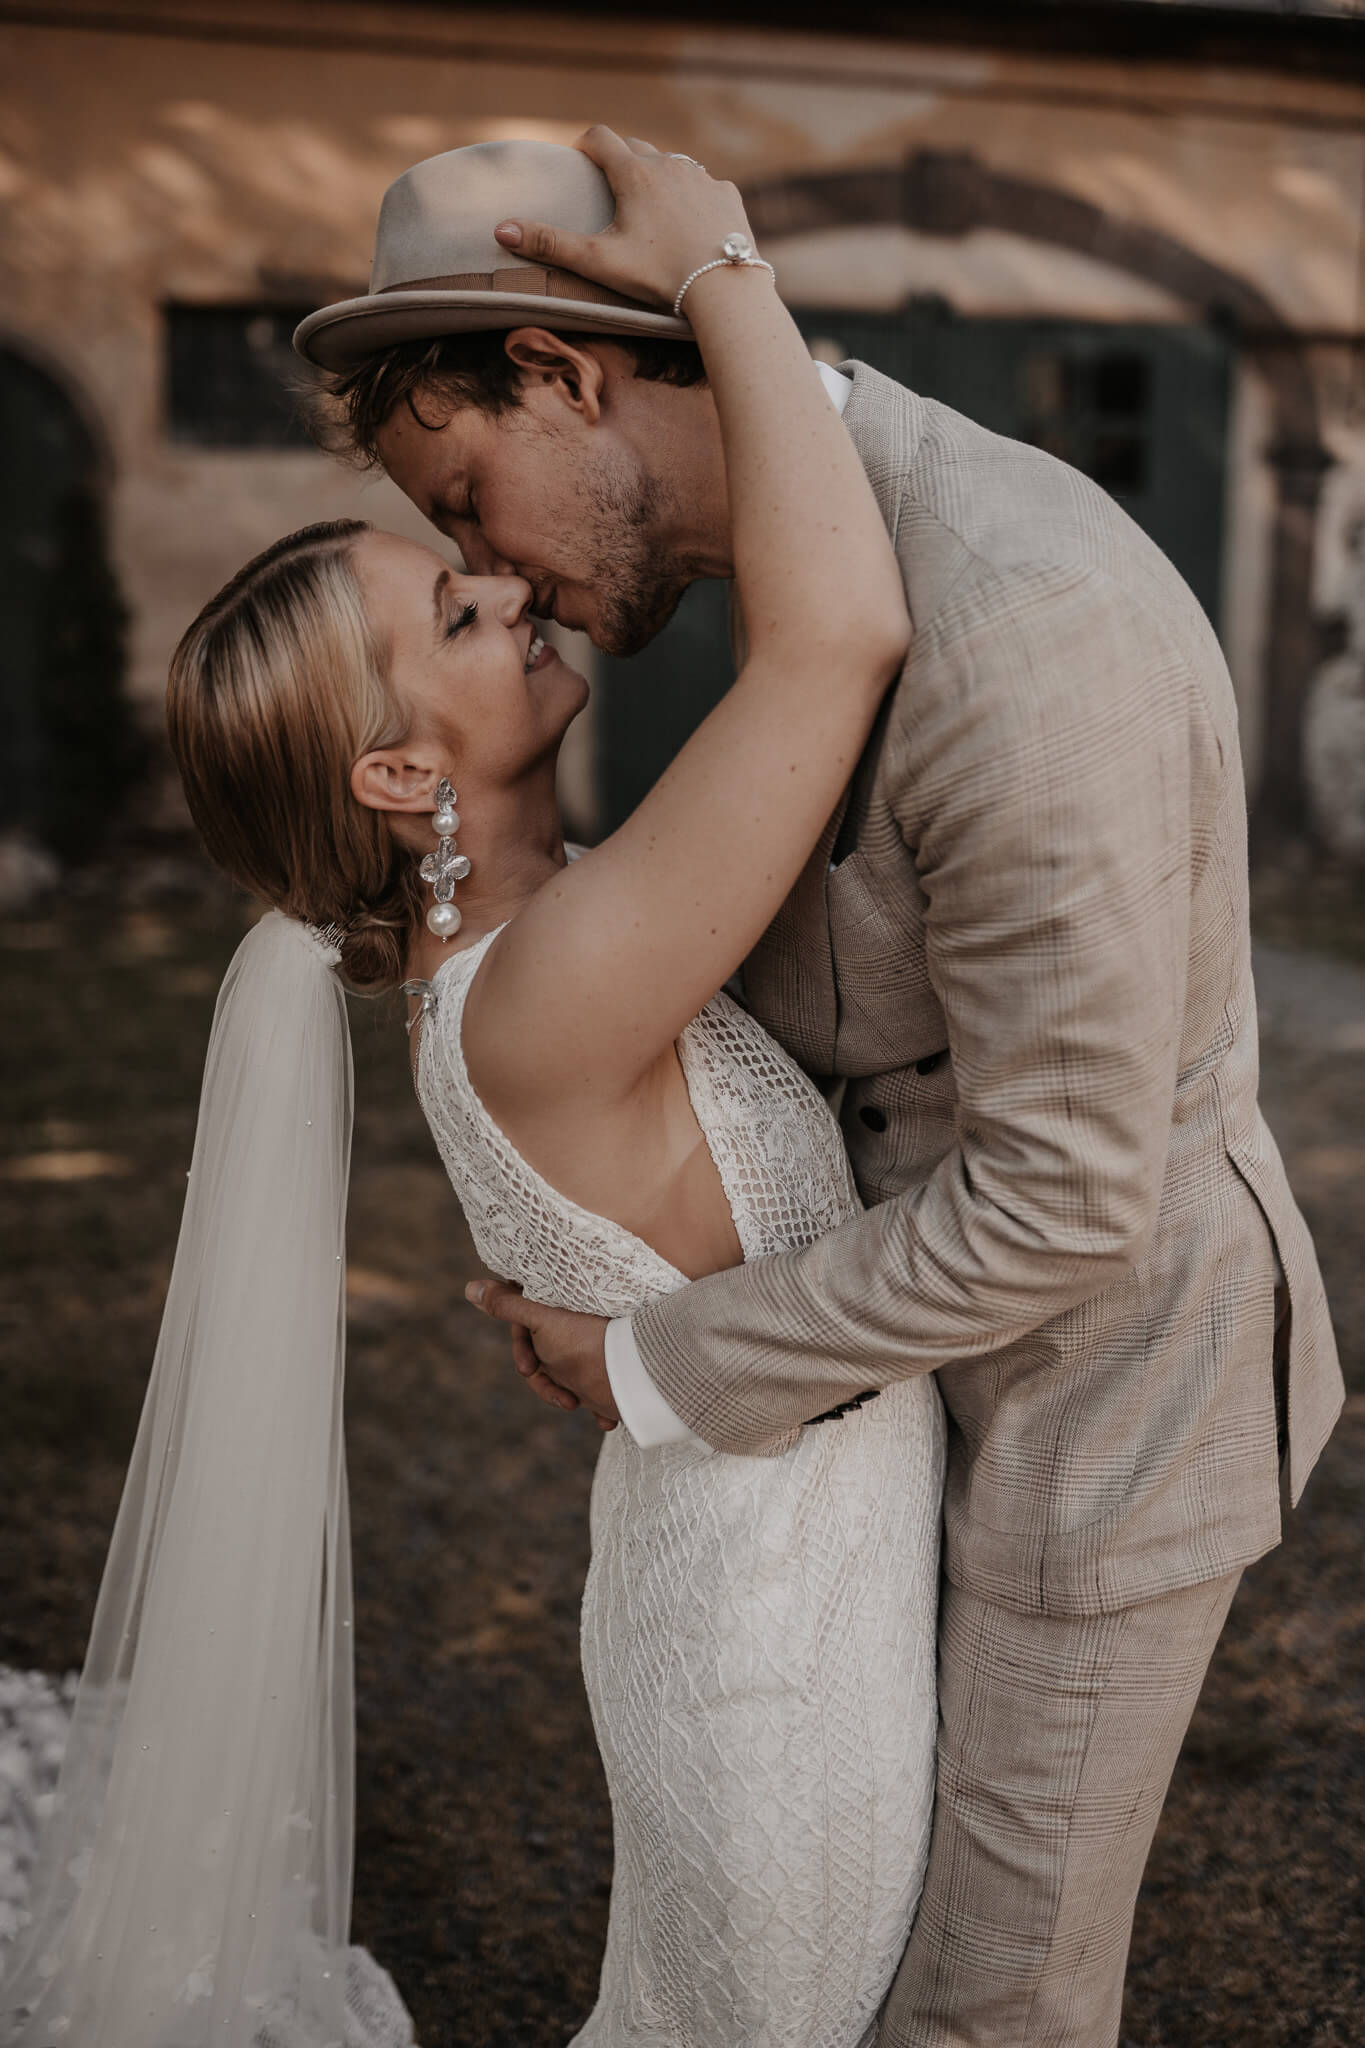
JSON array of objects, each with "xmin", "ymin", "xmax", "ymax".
[
  {"xmin": 631, "ymin": 359, "xmax": 854, "ymax": 581},
  {"xmin": 616, "ymin": 372, "xmax": 735, "ymax": 579}
]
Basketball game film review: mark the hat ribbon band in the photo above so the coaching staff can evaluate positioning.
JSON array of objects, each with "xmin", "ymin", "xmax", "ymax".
[{"xmin": 377, "ymin": 266, "xmax": 655, "ymax": 315}]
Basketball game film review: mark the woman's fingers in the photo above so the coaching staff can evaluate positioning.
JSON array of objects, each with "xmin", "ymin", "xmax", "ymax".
[
  {"xmin": 494, "ymin": 127, "xmax": 640, "ymax": 265},
  {"xmin": 496, "ymin": 123, "xmax": 749, "ymax": 310},
  {"xmin": 571, "ymin": 123, "xmax": 637, "ymax": 174},
  {"xmin": 494, "ymin": 216, "xmax": 597, "ymax": 271}
]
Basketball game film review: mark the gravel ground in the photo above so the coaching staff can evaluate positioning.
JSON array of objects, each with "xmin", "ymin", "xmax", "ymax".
[{"xmin": 0, "ymin": 885, "xmax": 1360, "ymax": 2048}]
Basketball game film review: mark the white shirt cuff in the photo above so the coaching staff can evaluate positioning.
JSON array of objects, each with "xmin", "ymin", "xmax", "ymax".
[{"xmin": 604, "ymin": 1317, "xmax": 706, "ymax": 1448}]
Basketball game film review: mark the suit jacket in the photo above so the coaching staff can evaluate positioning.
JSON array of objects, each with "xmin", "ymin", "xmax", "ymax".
[{"xmin": 633, "ymin": 362, "xmax": 1343, "ymax": 1619}]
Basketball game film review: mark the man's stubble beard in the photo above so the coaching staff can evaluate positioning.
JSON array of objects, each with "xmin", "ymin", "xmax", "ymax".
[{"xmin": 579, "ymin": 452, "xmax": 699, "ymax": 660}]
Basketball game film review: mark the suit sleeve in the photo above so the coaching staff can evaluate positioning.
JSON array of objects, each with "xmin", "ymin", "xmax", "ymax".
[{"xmin": 631, "ymin": 559, "xmax": 1202, "ymax": 1455}]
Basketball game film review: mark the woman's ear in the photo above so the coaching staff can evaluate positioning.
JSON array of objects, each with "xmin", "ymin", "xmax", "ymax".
[
  {"xmin": 503, "ymin": 327, "xmax": 605, "ymax": 423},
  {"xmin": 350, "ymin": 748, "xmax": 444, "ymax": 818}
]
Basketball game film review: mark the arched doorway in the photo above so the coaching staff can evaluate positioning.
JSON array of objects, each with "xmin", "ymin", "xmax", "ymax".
[{"xmin": 0, "ymin": 344, "xmax": 139, "ymax": 868}]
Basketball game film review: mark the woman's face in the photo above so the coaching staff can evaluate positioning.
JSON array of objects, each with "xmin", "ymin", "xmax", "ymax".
[{"xmin": 351, "ymin": 530, "xmax": 588, "ymax": 787}]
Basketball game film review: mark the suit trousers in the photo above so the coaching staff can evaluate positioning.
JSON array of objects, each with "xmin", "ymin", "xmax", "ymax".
[{"xmin": 877, "ymin": 1568, "xmax": 1244, "ymax": 2048}]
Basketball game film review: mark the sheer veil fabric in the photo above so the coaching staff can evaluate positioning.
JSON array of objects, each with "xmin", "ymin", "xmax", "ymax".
[{"xmin": 0, "ymin": 913, "xmax": 411, "ymax": 2047}]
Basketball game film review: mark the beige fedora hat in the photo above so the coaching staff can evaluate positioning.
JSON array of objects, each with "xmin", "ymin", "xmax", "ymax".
[{"xmin": 293, "ymin": 139, "xmax": 692, "ymax": 370}]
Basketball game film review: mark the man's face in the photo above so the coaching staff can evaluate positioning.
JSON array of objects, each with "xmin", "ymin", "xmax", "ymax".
[{"xmin": 375, "ymin": 365, "xmax": 696, "ymax": 659}]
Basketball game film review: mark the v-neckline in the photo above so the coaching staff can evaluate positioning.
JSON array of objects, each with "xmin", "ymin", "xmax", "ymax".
[{"xmin": 414, "ymin": 935, "xmax": 747, "ymax": 1288}]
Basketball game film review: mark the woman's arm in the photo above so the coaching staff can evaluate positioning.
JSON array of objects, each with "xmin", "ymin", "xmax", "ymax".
[{"xmin": 470, "ymin": 129, "xmax": 908, "ymax": 1102}]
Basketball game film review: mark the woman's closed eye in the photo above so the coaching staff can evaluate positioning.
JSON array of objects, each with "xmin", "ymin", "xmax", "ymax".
[{"xmin": 446, "ymin": 600, "xmax": 479, "ymax": 641}]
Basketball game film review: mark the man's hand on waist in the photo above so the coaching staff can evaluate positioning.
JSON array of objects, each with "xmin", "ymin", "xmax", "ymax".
[{"xmin": 466, "ymin": 1279, "xmax": 619, "ymax": 1431}]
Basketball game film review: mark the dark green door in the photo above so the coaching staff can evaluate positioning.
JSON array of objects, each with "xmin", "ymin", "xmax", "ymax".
[
  {"xmin": 812, "ymin": 305, "xmax": 1229, "ymax": 631},
  {"xmin": 597, "ymin": 310, "xmax": 1231, "ymax": 833}
]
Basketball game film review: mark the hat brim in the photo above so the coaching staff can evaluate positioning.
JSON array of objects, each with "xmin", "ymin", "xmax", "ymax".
[{"xmin": 294, "ymin": 289, "xmax": 692, "ymax": 369}]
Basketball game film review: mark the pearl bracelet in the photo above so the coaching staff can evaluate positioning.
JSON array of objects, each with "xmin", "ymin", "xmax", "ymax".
[{"xmin": 673, "ymin": 233, "xmax": 777, "ymax": 318}]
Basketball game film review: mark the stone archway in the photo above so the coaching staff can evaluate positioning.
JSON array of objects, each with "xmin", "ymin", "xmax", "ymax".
[
  {"xmin": 0, "ymin": 341, "xmax": 138, "ymax": 873},
  {"xmin": 744, "ymin": 151, "xmax": 1333, "ymax": 848}
]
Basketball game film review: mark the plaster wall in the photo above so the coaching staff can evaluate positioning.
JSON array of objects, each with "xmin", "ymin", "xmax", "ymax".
[{"xmin": 0, "ymin": 0, "xmax": 1361, "ymax": 806}]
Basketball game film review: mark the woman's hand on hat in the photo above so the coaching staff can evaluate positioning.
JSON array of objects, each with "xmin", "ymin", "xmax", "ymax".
[{"xmin": 493, "ymin": 124, "xmax": 754, "ymax": 314}]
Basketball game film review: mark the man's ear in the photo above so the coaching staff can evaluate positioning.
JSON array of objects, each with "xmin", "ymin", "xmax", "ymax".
[
  {"xmin": 503, "ymin": 327, "xmax": 606, "ymax": 424},
  {"xmin": 350, "ymin": 747, "xmax": 445, "ymax": 818}
]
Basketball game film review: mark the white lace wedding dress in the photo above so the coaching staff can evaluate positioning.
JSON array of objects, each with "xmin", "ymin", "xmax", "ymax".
[{"xmin": 413, "ymin": 925, "xmax": 946, "ymax": 2048}]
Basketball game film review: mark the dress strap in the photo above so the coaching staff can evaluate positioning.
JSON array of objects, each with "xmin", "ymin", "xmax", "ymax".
[{"xmin": 400, "ymin": 980, "xmax": 438, "ymax": 1036}]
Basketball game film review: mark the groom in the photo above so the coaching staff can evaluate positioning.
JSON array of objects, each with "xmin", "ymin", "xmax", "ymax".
[{"xmin": 297, "ymin": 137, "xmax": 1343, "ymax": 2045}]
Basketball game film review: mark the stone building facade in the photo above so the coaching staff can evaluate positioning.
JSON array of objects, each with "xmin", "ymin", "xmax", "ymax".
[{"xmin": 1, "ymin": 0, "xmax": 1362, "ymax": 856}]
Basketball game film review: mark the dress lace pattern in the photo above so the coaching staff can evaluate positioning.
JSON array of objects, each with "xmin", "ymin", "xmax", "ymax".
[
  {"xmin": 415, "ymin": 929, "xmax": 945, "ymax": 2048},
  {"xmin": 415, "ymin": 927, "xmax": 862, "ymax": 1316}
]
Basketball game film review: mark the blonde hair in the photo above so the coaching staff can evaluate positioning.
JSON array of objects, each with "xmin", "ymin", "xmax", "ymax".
[{"xmin": 167, "ymin": 520, "xmax": 423, "ymax": 993}]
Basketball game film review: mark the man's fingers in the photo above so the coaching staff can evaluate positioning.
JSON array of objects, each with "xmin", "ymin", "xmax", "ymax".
[
  {"xmin": 527, "ymin": 1366, "xmax": 580, "ymax": 1412},
  {"xmin": 492, "ymin": 1310, "xmax": 580, "ymax": 1412},
  {"xmin": 468, "ymin": 1279, "xmax": 615, "ymax": 1430},
  {"xmin": 518, "ymin": 1360, "xmax": 579, "ymax": 1412},
  {"xmin": 510, "ymin": 1327, "xmax": 540, "ymax": 1378},
  {"xmin": 467, "ymin": 1278, "xmax": 537, "ymax": 1326}
]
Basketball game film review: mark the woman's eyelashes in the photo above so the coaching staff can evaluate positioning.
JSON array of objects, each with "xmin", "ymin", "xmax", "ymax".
[{"xmin": 445, "ymin": 600, "xmax": 479, "ymax": 642}]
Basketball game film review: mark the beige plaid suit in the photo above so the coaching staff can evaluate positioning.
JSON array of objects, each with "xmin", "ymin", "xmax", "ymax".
[{"xmin": 632, "ymin": 364, "xmax": 1343, "ymax": 2042}]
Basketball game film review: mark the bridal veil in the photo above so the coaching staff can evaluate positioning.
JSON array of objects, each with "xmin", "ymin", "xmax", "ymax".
[{"xmin": 0, "ymin": 912, "xmax": 410, "ymax": 2046}]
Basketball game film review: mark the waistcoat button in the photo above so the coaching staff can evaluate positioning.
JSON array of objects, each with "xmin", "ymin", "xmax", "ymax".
[
  {"xmin": 859, "ymin": 1106, "xmax": 888, "ymax": 1132},
  {"xmin": 915, "ymin": 1050, "xmax": 947, "ymax": 1075}
]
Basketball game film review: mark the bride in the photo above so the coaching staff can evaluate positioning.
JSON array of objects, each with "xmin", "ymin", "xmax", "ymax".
[{"xmin": 1, "ymin": 141, "xmax": 943, "ymax": 2045}]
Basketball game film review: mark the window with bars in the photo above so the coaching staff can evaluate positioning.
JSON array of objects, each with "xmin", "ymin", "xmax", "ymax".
[
  {"xmin": 1019, "ymin": 347, "xmax": 1153, "ymax": 494},
  {"xmin": 164, "ymin": 304, "xmax": 320, "ymax": 449}
]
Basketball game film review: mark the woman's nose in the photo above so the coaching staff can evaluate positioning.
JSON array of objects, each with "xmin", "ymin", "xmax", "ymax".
[{"xmin": 484, "ymin": 574, "xmax": 534, "ymax": 625}]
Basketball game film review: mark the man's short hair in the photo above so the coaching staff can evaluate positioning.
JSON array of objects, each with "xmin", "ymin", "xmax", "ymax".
[{"xmin": 319, "ymin": 328, "xmax": 707, "ymax": 468}]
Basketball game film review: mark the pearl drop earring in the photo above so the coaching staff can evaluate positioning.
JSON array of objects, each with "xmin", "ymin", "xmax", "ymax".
[{"xmin": 419, "ymin": 777, "xmax": 472, "ymax": 939}]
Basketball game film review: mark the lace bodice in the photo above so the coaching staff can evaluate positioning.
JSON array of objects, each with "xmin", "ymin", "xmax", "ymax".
[{"xmin": 411, "ymin": 926, "xmax": 861, "ymax": 1320}]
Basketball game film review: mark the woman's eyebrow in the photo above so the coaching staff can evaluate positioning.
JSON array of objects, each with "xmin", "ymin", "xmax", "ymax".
[{"xmin": 431, "ymin": 567, "xmax": 451, "ymax": 640}]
